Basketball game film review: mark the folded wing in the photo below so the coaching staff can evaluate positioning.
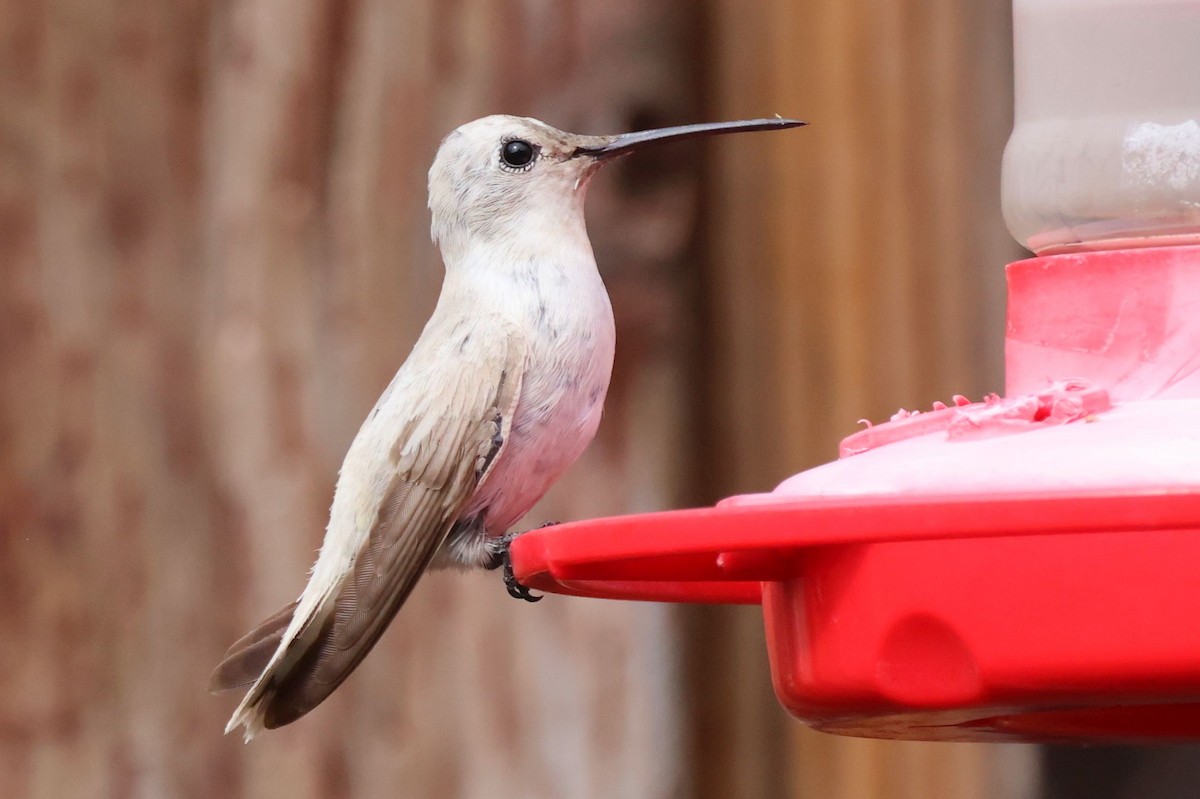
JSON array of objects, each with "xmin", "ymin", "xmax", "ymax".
[{"xmin": 213, "ymin": 324, "xmax": 526, "ymax": 739}]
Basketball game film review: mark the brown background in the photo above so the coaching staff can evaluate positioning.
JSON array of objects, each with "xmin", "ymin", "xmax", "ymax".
[{"xmin": 2, "ymin": 0, "xmax": 1043, "ymax": 796}]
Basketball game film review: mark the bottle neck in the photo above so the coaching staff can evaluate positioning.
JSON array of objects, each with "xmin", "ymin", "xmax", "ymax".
[{"xmin": 1005, "ymin": 244, "xmax": 1200, "ymax": 401}]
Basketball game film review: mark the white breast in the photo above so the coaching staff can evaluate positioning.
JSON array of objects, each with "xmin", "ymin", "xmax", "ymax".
[{"xmin": 464, "ymin": 259, "xmax": 615, "ymax": 533}]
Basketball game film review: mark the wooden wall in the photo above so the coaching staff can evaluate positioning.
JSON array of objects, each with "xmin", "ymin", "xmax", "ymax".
[
  {"xmin": 1, "ymin": 1, "xmax": 707, "ymax": 796},
  {"xmin": 3, "ymin": 0, "xmax": 1043, "ymax": 797}
]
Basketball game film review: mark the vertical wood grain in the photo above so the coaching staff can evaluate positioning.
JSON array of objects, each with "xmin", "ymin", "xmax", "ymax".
[
  {"xmin": 1, "ymin": 1, "xmax": 706, "ymax": 796},
  {"xmin": 699, "ymin": 0, "xmax": 1036, "ymax": 797}
]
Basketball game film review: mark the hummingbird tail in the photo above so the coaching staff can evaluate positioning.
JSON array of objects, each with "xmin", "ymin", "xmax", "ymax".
[{"xmin": 209, "ymin": 600, "xmax": 299, "ymax": 694}]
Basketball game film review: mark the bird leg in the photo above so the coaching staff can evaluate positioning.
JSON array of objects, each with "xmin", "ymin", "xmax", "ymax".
[{"xmin": 485, "ymin": 523, "xmax": 558, "ymax": 603}]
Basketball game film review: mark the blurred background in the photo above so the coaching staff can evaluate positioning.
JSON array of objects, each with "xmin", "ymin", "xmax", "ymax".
[{"xmin": 6, "ymin": 0, "xmax": 1176, "ymax": 796}]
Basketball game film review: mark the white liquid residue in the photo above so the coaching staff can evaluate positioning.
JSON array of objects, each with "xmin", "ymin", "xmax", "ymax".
[{"xmin": 1123, "ymin": 120, "xmax": 1200, "ymax": 192}]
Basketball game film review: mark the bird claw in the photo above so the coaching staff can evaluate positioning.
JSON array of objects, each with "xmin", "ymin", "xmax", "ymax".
[
  {"xmin": 505, "ymin": 569, "xmax": 541, "ymax": 602},
  {"xmin": 485, "ymin": 527, "xmax": 557, "ymax": 603}
]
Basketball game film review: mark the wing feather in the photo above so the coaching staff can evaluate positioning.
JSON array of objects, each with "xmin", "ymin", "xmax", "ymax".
[{"xmin": 218, "ymin": 323, "xmax": 526, "ymax": 738}]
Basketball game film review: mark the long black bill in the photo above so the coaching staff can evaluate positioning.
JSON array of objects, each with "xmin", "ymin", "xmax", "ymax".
[{"xmin": 574, "ymin": 118, "xmax": 806, "ymax": 160}]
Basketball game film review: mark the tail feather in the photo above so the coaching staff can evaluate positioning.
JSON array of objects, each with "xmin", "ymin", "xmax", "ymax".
[
  {"xmin": 209, "ymin": 600, "xmax": 299, "ymax": 693},
  {"xmin": 217, "ymin": 523, "xmax": 441, "ymax": 738},
  {"xmin": 260, "ymin": 611, "xmax": 344, "ymax": 730}
]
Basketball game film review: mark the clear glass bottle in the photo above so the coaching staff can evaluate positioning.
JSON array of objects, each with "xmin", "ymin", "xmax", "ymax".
[{"xmin": 1002, "ymin": 0, "xmax": 1200, "ymax": 254}]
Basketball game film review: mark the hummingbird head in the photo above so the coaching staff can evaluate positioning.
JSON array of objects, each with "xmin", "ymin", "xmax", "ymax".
[{"xmin": 427, "ymin": 114, "xmax": 806, "ymax": 262}]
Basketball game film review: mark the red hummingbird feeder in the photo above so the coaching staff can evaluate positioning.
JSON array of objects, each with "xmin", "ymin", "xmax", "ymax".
[{"xmin": 512, "ymin": 0, "xmax": 1200, "ymax": 743}]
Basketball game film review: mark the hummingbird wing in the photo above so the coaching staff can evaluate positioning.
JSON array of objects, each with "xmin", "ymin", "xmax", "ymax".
[{"xmin": 213, "ymin": 323, "xmax": 526, "ymax": 739}]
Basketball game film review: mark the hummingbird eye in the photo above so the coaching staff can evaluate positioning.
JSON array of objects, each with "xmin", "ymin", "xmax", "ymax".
[{"xmin": 499, "ymin": 138, "xmax": 538, "ymax": 171}]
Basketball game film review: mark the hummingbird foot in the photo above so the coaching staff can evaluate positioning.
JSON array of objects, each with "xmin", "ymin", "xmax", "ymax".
[{"xmin": 484, "ymin": 530, "xmax": 551, "ymax": 603}]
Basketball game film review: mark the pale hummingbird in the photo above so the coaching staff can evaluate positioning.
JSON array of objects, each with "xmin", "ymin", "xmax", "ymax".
[{"xmin": 210, "ymin": 114, "xmax": 805, "ymax": 739}]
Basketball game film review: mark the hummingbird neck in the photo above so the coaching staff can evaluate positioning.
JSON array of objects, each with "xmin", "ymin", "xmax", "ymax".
[{"xmin": 435, "ymin": 193, "xmax": 594, "ymax": 279}]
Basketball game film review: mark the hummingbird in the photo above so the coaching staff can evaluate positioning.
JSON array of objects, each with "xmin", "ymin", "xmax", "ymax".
[{"xmin": 210, "ymin": 114, "xmax": 805, "ymax": 740}]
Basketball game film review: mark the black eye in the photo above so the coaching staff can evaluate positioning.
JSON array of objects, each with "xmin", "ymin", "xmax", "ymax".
[{"xmin": 500, "ymin": 139, "xmax": 537, "ymax": 170}]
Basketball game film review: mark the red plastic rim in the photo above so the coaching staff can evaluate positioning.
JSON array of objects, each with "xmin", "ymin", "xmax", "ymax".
[{"xmin": 511, "ymin": 487, "xmax": 1200, "ymax": 603}]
